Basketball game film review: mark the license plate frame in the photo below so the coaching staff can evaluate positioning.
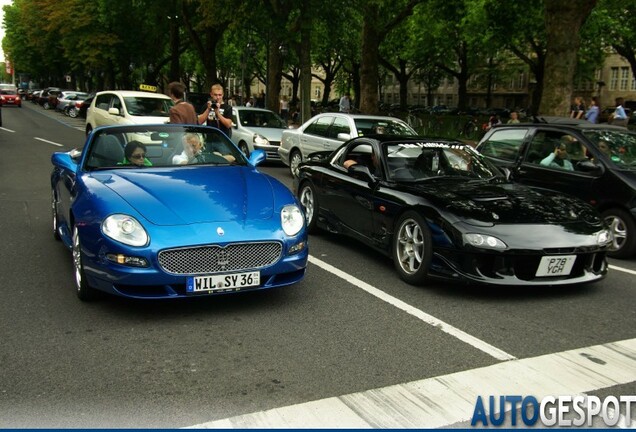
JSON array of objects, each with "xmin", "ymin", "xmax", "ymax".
[
  {"xmin": 535, "ymin": 255, "xmax": 576, "ymax": 277},
  {"xmin": 186, "ymin": 271, "xmax": 260, "ymax": 294}
]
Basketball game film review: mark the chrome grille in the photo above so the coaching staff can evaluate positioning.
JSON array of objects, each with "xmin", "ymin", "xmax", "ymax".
[{"xmin": 158, "ymin": 242, "xmax": 283, "ymax": 275}]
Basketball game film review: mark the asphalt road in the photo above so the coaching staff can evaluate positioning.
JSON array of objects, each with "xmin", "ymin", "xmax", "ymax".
[{"xmin": 0, "ymin": 102, "xmax": 634, "ymax": 428}]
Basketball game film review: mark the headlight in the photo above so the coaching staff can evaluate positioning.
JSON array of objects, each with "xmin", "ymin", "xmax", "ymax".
[
  {"xmin": 281, "ymin": 205, "xmax": 304, "ymax": 236},
  {"xmin": 464, "ymin": 233, "xmax": 507, "ymax": 249},
  {"xmin": 253, "ymin": 134, "xmax": 269, "ymax": 146},
  {"xmin": 597, "ymin": 229, "xmax": 611, "ymax": 246},
  {"xmin": 102, "ymin": 214, "xmax": 149, "ymax": 247}
]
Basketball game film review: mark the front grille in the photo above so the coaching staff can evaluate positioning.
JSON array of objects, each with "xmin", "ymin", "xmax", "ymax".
[{"xmin": 158, "ymin": 242, "xmax": 283, "ymax": 275}]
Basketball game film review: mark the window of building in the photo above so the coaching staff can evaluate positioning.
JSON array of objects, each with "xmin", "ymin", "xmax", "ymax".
[
  {"xmin": 620, "ymin": 67, "xmax": 630, "ymax": 90},
  {"xmin": 610, "ymin": 67, "xmax": 619, "ymax": 90}
]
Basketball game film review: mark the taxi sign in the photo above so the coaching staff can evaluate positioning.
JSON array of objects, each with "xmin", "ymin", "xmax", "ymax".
[{"xmin": 139, "ymin": 84, "xmax": 157, "ymax": 92}]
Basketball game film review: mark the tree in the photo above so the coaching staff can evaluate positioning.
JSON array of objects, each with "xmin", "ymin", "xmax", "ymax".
[{"xmin": 539, "ymin": 0, "xmax": 597, "ymax": 116}]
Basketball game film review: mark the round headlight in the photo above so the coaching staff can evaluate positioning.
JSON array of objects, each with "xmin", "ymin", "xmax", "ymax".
[
  {"xmin": 102, "ymin": 214, "xmax": 149, "ymax": 247},
  {"xmin": 281, "ymin": 205, "xmax": 304, "ymax": 236},
  {"xmin": 464, "ymin": 233, "xmax": 507, "ymax": 249}
]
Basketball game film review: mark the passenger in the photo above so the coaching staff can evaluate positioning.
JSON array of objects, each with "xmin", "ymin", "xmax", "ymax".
[
  {"xmin": 540, "ymin": 141, "xmax": 573, "ymax": 171},
  {"xmin": 173, "ymin": 133, "xmax": 204, "ymax": 165},
  {"xmin": 122, "ymin": 141, "xmax": 152, "ymax": 167}
]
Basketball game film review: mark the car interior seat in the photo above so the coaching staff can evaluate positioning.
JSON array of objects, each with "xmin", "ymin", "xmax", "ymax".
[{"xmin": 88, "ymin": 135, "xmax": 124, "ymax": 168}]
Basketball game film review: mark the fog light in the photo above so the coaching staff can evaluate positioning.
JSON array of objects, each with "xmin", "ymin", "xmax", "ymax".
[
  {"xmin": 288, "ymin": 241, "xmax": 306, "ymax": 255},
  {"xmin": 106, "ymin": 253, "xmax": 148, "ymax": 267}
]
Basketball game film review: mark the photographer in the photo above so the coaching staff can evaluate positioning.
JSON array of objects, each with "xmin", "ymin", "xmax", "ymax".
[{"xmin": 206, "ymin": 83, "xmax": 233, "ymax": 137}]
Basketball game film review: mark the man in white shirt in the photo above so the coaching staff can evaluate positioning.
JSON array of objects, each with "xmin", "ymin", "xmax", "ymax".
[{"xmin": 339, "ymin": 92, "xmax": 351, "ymax": 113}]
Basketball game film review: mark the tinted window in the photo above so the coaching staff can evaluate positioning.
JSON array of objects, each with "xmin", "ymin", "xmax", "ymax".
[
  {"xmin": 329, "ymin": 117, "xmax": 351, "ymax": 138},
  {"xmin": 123, "ymin": 97, "xmax": 172, "ymax": 117},
  {"xmin": 479, "ymin": 128, "xmax": 527, "ymax": 161},
  {"xmin": 95, "ymin": 94, "xmax": 113, "ymax": 111},
  {"xmin": 304, "ymin": 116, "xmax": 333, "ymax": 137},
  {"xmin": 238, "ymin": 109, "xmax": 286, "ymax": 128},
  {"xmin": 353, "ymin": 119, "xmax": 415, "ymax": 136}
]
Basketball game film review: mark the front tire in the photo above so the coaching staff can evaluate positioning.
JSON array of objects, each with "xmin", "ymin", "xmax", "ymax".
[
  {"xmin": 298, "ymin": 182, "xmax": 319, "ymax": 233},
  {"xmin": 603, "ymin": 208, "xmax": 636, "ymax": 258},
  {"xmin": 289, "ymin": 150, "xmax": 302, "ymax": 179},
  {"xmin": 51, "ymin": 189, "xmax": 60, "ymax": 241},
  {"xmin": 238, "ymin": 141, "xmax": 250, "ymax": 157},
  {"xmin": 72, "ymin": 226, "xmax": 98, "ymax": 301},
  {"xmin": 68, "ymin": 107, "xmax": 78, "ymax": 118},
  {"xmin": 392, "ymin": 211, "xmax": 432, "ymax": 285}
]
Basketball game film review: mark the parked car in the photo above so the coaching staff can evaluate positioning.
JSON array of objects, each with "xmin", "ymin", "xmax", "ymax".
[
  {"xmin": 0, "ymin": 89, "xmax": 22, "ymax": 107},
  {"xmin": 85, "ymin": 90, "xmax": 173, "ymax": 135},
  {"xmin": 30, "ymin": 90, "xmax": 43, "ymax": 103},
  {"xmin": 55, "ymin": 91, "xmax": 89, "ymax": 113},
  {"xmin": 476, "ymin": 117, "xmax": 636, "ymax": 258},
  {"xmin": 279, "ymin": 113, "xmax": 417, "ymax": 178},
  {"xmin": 296, "ymin": 135, "xmax": 609, "ymax": 286},
  {"xmin": 36, "ymin": 87, "xmax": 61, "ymax": 109},
  {"xmin": 69, "ymin": 94, "xmax": 94, "ymax": 119},
  {"xmin": 230, "ymin": 106, "xmax": 288, "ymax": 159},
  {"xmin": 50, "ymin": 124, "xmax": 308, "ymax": 300}
]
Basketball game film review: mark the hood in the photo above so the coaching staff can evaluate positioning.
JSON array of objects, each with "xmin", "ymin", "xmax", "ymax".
[
  {"xmin": 410, "ymin": 181, "xmax": 600, "ymax": 225},
  {"xmin": 91, "ymin": 167, "xmax": 275, "ymax": 226}
]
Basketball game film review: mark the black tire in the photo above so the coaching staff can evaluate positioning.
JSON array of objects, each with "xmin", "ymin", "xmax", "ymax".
[
  {"xmin": 51, "ymin": 189, "xmax": 61, "ymax": 241},
  {"xmin": 289, "ymin": 150, "xmax": 302, "ymax": 179},
  {"xmin": 602, "ymin": 208, "xmax": 636, "ymax": 259},
  {"xmin": 238, "ymin": 141, "xmax": 250, "ymax": 157},
  {"xmin": 85, "ymin": 125, "xmax": 93, "ymax": 136},
  {"xmin": 392, "ymin": 211, "xmax": 433, "ymax": 285},
  {"xmin": 72, "ymin": 226, "xmax": 98, "ymax": 301},
  {"xmin": 43, "ymin": 101, "xmax": 50, "ymax": 110},
  {"xmin": 298, "ymin": 182, "xmax": 319, "ymax": 233}
]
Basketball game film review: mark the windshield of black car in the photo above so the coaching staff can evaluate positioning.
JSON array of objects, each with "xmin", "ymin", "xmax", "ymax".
[
  {"xmin": 239, "ymin": 110, "xmax": 286, "ymax": 128},
  {"xmin": 582, "ymin": 129, "xmax": 636, "ymax": 169},
  {"xmin": 84, "ymin": 126, "xmax": 247, "ymax": 170},
  {"xmin": 384, "ymin": 141, "xmax": 502, "ymax": 181},
  {"xmin": 123, "ymin": 97, "xmax": 173, "ymax": 117}
]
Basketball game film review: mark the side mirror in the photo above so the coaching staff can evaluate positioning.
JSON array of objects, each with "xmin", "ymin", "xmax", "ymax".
[
  {"xmin": 249, "ymin": 149, "xmax": 266, "ymax": 166},
  {"xmin": 337, "ymin": 133, "xmax": 351, "ymax": 141},
  {"xmin": 576, "ymin": 159, "xmax": 603, "ymax": 174},
  {"xmin": 52, "ymin": 151, "xmax": 78, "ymax": 172},
  {"xmin": 108, "ymin": 107, "xmax": 121, "ymax": 116},
  {"xmin": 349, "ymin": 163, "xmax": 374, "ymax": 180}
]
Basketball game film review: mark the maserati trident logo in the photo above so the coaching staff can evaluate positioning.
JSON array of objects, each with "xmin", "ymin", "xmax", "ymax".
[
  {"xmin": 217, "ymin": 249, "xmax": 230, "ymax": 268},
  {"xmin": 216, "ymin": 227, "xmax": 225, "ymax": 236}
]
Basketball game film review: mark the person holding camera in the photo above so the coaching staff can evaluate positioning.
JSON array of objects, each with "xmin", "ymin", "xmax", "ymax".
[{"xmin": 206, "ymin": 83, "xmax": 233, "ymax": 137}]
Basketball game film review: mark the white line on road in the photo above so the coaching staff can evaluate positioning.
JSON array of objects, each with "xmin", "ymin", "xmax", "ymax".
[
  {"xmin": 308, "ymin": 255, "xmax": 516, "ymax": 361},
  {"xmin": 186, "ymin": 338, "xmax": 636, "ymax": 428},
  {"xmin": 0, "ymin": 126, "xmax": 15, "ymax": 132},
  {"xmin": 34, "ymin": 137, "xmax": 64, "ymax": 147},
  {"xmin": 610, "ymin": 264, "xmax": 636, "ymax": 276}
]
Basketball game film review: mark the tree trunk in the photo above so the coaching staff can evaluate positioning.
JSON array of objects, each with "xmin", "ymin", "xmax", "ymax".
[
  {"xmin": 539, "ymin": 0, "xmax": 597, "ymax": 116},
  {"xmin": 359, "ymin": 5, "xmax": 381, "ymax": 115}
]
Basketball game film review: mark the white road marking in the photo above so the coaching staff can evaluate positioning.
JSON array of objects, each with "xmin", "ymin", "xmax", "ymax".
[
  {"xmin": 0, "ymin": 126, "xmax": 15, "ymax": 132},
  {"xmin": 34, "ymin": 137, "xmax": 63, "ymax": 147},
  {"xmin": 610, "ymin": 264, "xmax": 636, "ymax": 276},
  {"xmin": 308, "ymin": 255, "xmax": 516, "ymax": 361},
  {"xmin": 186, "ymin": 338, "xmax": 636, "ymax": 428}
]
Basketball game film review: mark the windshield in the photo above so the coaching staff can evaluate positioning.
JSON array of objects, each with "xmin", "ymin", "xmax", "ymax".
[
  {"xmin": 582, "ymin": 129, "xmax": 636, "ymax": 169},
  {"xmin": 84, "ymin": 125, "xmax": 248, "ymax": 170},
  {"xmin": 354, "ymin": 119, "xmax": 416, "ymax": 136},
  {"xmin": 123, "ymin": 97, "xmax": 173, "ymax": 117},
  {"xmin": 384, "ymin": 141, "xmax": 502, "ymax": 181},
  {"xmin": 238, "ymin": 109, "xmax": 286, "ymax": 128}
]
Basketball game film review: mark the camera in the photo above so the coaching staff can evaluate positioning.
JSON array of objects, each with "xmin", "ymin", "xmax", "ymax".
[{"xmin": 209, "ymin": 99, "xmax": 220, "ymax": 110}]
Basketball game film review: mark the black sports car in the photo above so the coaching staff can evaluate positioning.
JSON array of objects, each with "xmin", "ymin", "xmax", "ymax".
[{"xmin": 295, "ymin": 136, "xmax": 611, "ymax": 286}]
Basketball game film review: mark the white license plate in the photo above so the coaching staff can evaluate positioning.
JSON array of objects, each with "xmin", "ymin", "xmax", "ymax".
[
  {"xmin": 535, "ymin": 255, "xmax": 576, "ymax": 277},
  {"xmin": 186, "ymin": 271, "xmax": 260, "ymax": 293}
]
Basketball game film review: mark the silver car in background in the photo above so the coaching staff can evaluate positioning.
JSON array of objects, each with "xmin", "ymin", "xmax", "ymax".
[
  {"xmin": 230, "ymin": 107, "xmax": 288, "ymax": 161},
  {"xmin": 278, "ymin": 113, "xmax": 417, "ymax": 178}
]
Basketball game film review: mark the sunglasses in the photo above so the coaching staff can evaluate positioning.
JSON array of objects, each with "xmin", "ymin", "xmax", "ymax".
[{"xmin": 131, "ymin": 153, "xmax": 146, "ymax": 159}]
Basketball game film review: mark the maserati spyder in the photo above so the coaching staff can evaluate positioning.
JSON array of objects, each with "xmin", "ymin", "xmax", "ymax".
[
  {"xmin": 296, "ymin": 136, "xmax": 611, "ymax": 286},
  {"xmin": 51, "ymin": 124, "xmax": 308, "ymax": 300}
]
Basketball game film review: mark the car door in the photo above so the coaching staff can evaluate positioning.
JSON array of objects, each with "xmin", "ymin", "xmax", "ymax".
[
  {"xmin": 299, "ymin": 115, "xmax": 334, "ymax": 158},
  {"xmin": 511, "ymin": 128, "xmax": 598, "ymax": 203},
  {"xmin": 321, "ymin": 141, "xmax": 378, "ymax": 241}
]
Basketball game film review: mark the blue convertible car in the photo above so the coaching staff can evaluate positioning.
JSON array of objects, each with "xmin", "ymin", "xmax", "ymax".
[{"xmin": 51, "ymin": 124, "xmax": 308, "ymax": 300}]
